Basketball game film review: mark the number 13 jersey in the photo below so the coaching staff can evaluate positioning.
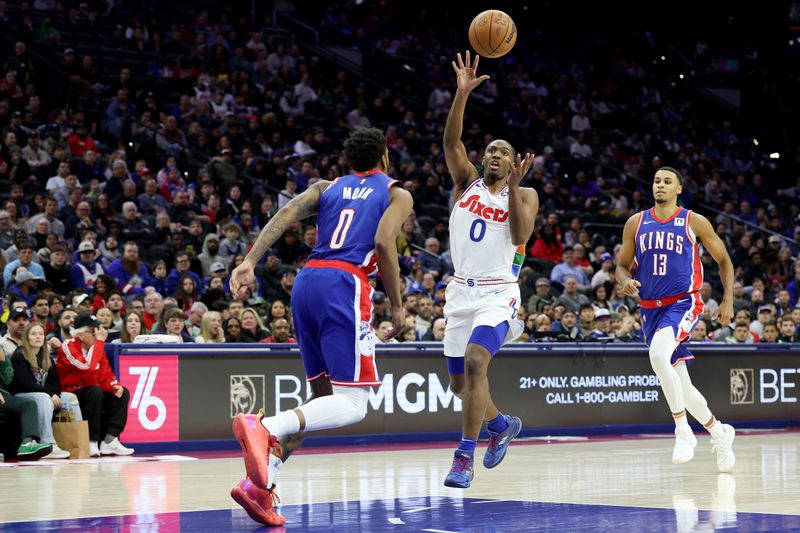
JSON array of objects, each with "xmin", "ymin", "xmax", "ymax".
[
  {"xmin": 449, "ymin": 178, "xmax": 525, "ymax": 281},
  {"xmin": 633, "ymin": 207, "xmax": 703, "ymax": 299}
]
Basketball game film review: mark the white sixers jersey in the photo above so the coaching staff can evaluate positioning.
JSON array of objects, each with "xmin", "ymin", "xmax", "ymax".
[{"xmin": 449, "ymin": 178, "xmax": 525, "ymax": 281}]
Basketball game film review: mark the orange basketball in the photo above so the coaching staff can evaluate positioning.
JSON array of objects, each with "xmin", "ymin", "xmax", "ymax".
[{"xmin": 468, "ymin": 10, "xmax": 517, "ymax": 59}]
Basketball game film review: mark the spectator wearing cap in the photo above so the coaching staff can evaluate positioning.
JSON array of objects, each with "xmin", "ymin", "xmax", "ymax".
[
  {"xmin": 6, "ymin": 270, "xmax": 40, "ymax": 307},
  {"xmin": 42, "ymin": 244, "xmax": 74, "ymax": 296},
  {"xmin": 590, "ymin": 252, "xmax": 615, "ymax": 289},
  {"xmin": 371, "ymin": 291, "xmax": 391, "ymax": 326},
  {"xmin": 588, "ymin": 308, "xmax": 614, "ymax": 340},
  {"xmin": 550, "ymin": 246, "xmax": 590, "ymax": 288},
  {"xmin": 206, "ymin": 147, "xmax": 237, "ymax": 187},
  {"xmin": 751, "ymin": 305, "xmax": 774, "ymax": 338},
  {"xmin": 265, "ymin": 267, "xmax": 295, "ymax": 307},
  {"xmin": 1, "ymin": 306, "xmax": 30, "ymax": 359},
  {"xmin": 106, "ymin": 242, "xmax": 155, "ymax": 296},
  {"xmin": 3, "ymin": 240, "xmax": 45, "ymax": 286},
  {"xmin": 70, "ymin": 241, "xmax": 104, "ymax": 291},
  {"xmin": 56, "ymin": 312, "xmax": 134, "ymax": 456}
]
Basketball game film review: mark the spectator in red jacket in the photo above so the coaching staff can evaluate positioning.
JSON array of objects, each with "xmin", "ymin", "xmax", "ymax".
[
  {"xmin": 56, "ymin": 313, "xmax": 135, "ymax": 457},
  {"xmin": 529, "ymin": 223, "xmax": 564, "ymax": 264}
]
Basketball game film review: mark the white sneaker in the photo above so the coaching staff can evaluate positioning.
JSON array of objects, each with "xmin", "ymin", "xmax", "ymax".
[
  {"xmin": 100, "ymin": 437, "xmax": 135, "ymax": 456},
  {"xmin": 43, "ymin": 444, "xmax": 71, "ymax": 459},
  {"xmin": 711, "ymin": 424, "xmax": 736, "ymax": 473},
  {"xmin": 672, "ymin": 427, "xmax": 697, "ymax": 464},
  {"xmin": 89, "ymin": 441, "xmax": 101, "ymax": 457}
]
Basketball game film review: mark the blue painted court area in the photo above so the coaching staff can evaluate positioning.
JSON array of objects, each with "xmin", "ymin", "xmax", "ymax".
[{"xmin": 4, "ymin": 497, "xmax": 799, "ymax": 532}]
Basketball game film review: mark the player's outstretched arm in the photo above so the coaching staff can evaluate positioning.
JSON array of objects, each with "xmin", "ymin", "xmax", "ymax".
[
  {"xmin": 690, "ymin": 212, "xmax": 734, "ymax": 326},
  {"xmin": 375, "ymin": 187, "xmax": 414, "ymax": 339},
  {"xmin": 615, "ymin": 213, "xmax": 642, "ymax": 295},
  {"xmin": 444, "ymin": 51, "xmax": 486, "ymax": 196},
  {"xmin": 229, "ymin": 180, "xmax": 331, "ymax": 299}
]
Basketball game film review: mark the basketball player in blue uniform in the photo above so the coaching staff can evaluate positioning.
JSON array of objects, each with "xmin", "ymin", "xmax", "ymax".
[
  {"xmin": 441, "ymin": 51, "xmax": 538, "ymax": 488},
  {"xmin": 616, "ymin": 167, "xmax": 736, "ymax": 472},
  {"xmin": 228, "ymin": 127, "xmax": 413, "ymax": 525}
]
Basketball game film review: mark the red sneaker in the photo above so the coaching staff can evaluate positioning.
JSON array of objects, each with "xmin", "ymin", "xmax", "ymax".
[
  {"xmin": 230, "ymin": 477, "xmax": 286, "ymax": 526},
  {"xmin": 232, "ymin": 413, "xmax": 272, "ymax": 489}
]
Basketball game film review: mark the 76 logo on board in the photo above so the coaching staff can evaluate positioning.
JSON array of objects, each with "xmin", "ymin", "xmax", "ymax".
[{"xmin": 120, "ymin": 355, "xmax": 179, "ymax": 442}]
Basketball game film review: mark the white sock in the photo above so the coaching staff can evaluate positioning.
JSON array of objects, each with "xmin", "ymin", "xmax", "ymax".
[
  {"xmin": 268, "ymin": 453, "xmax": 283, "ymax": 487},
  {"xmin": 261, "ymin": 411, "xmax": 301, "ymax": 438},
  {"xmin": 706, "ymin": 418, "xmax": 725, "ymax": 440},
  {"xmin": 673, "ymin": 411, "xmax": 690, "ymax": 431}
]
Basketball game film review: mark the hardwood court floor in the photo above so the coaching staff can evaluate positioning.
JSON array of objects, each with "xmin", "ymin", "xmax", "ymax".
[{"xmin": 1, "ymin": 430, "xmax": 799, "ymax": 531}]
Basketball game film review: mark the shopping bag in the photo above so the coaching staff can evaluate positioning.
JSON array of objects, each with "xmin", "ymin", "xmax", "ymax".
[{"xmin": 52, "ymin": 411, "xmax": 90, "ymax": 459}]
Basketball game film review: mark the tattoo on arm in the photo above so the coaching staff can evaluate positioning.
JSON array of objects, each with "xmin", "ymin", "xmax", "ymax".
[{"xmin": 246, "ymin": 183, "xmax": 326, "ymax": 263}]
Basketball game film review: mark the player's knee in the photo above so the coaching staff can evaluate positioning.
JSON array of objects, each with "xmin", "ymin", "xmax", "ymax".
[
  {"xmin": 464, "ymin": 355, "xmax": 488, "ymax": 379},
  {"xmin": 332, "ymin": 385, "xmax": 369, "ymax": 424}
]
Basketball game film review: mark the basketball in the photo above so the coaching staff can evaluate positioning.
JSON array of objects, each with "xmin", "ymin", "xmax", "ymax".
[{"xmin": 468, "ymin": 10, "xmax": 517, "ymax": 58}]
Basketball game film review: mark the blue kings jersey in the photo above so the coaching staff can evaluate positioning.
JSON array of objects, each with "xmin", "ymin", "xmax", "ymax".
[
  {"xmin": 309, "ymin": 169, "xmax": 399, "ymax": 277},
  {"xmin": 633, "ymin": 207, "xmax": 703, "ymax": 300}
]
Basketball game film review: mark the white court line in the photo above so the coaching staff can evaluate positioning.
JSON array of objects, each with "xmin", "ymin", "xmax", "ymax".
[
  {"xmin": 403, "ymin": 506, "xmax": 434, "ymax": 514},
  {"xmin": 472, "ymin": 499, "xmax": 509, "ymax": 504},
  {"xmin": 422, "ymin": 529, "xmax": 458, "ymax": 533},
  {"xmin": 388, "ymin": 517, "xmax": 405, "ymax": 525}
]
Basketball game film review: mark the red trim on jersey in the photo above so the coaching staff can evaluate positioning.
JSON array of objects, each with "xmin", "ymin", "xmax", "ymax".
[
  {"xmin": 676, "ymin": 292, "xmax": 704, "ymax": 343},
  {"xmin": 649, "ymin": 206, "xmax": 683, "ymax": 224},
  {"xmin": 307, "ymin": 371, "xmax": 329, "ymax": 381},
  {"xmin": 671, "ymin": 355, "xmax": 695, "ymax": 367},
  {"xmin": 355, "ymin": 273, "xmax": 379, "ymax": 384},
  {"xmin": 387, "ymin": 179, "xmax": 400, "ymax": 189},
  {"xmin": 305, "ymin": 259, "xmax": 368, "ymax": 285},
  {"xmin": 352, "ymin": 168, "xmax": 384, "ymax": 177},
  {"xmin": 685, "ymin": 211, "xmax": 703, "ymax": 292},
  {"xmin": 640, "ymin": 290, "xmax": 698, "ymax": 309},
  {"xmin": 456, "ymin": 177, "xmax": 482, "ymax": 201}
]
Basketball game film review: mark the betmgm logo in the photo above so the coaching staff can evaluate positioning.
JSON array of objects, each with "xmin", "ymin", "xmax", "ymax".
[
  {"xmin": 730, "ymin": 369, "xmax": 754, "ymax": 405},
  {"xmin": 231, "ymin": 375, "xmax": 265, "ymax": 418}
]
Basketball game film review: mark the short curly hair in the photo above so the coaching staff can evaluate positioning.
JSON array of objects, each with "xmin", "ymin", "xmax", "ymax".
[{"xmin": 343, "ymin": 127, "xmax": 386, "ymax": 172}]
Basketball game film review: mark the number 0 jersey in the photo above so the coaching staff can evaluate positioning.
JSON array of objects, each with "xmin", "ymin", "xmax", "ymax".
[
  {"xmin": 633, "ymin": 207, "xmax": 703, "ymax": 300},
  {"xmin": 449, "ymin": 177, "xmax": 525, "ymax": 282},
  {"xmin": 309, "ymin": 169, "xmax": 399, "ymax": 277}
]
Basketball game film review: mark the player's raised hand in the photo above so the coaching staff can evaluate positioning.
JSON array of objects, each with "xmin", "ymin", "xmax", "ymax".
[
  {"xmin": 623, "ymin": 279, "xmax": 641, "ymax": 296},
  {"xmin": 230, "ymin": 259, "xmax": 255, "ymax": 300},
  {"xmin": 713, "ymin": 299, "xmax": 734, "ymax": 327},
  {"xmin": 384, "ymin": 306, "xmax": 405, "ymax": 341},
  {"xmin": 452, "ymin": 51, "xmax": 490, "ymax": 94},
  {"xmin": 508, "ymin": 152, "xmax": 533, "ymax": 187}
]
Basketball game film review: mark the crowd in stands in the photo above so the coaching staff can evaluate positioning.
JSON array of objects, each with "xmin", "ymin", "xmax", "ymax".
[{"xmin": 0, "ymin": 0, "xmax": 795, "ymax": 357}]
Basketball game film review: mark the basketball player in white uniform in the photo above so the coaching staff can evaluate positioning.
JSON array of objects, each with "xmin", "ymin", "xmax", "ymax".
[{"xmin": 441, "ymin": 51, "xmax": 538, "ymax": 488}]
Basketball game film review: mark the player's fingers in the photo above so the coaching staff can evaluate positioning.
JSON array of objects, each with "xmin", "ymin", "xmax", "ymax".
[
  {"xmin": 473, "ymin": 53, "xmax": 480, "ymax": 70},
  {"xmin": 477, "ymin": 75, "xmax": 490, "ymax": 83},
  {"xmin": 465, "ymin": 49, "xmax": 470, "ymax": 67},
  {"xmin": 456, "ymin": 52, "xmax": 464, "ymax": 69},
  {"xmin": 452, "ymin": 61, "xmax": 459, "ymax": 74}
]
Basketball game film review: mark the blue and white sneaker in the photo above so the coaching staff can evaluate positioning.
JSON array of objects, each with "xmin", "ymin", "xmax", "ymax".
[
  {"xmin": 483, "ymin": 415, "xmax": 522, "ymax": 469},
  {"xmin": 444, "ymin": 451, "xmax": 475, "ymax": 488}
]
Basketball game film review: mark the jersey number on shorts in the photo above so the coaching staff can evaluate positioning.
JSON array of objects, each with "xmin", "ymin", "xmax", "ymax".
[
  {"xmin": 652, "ymin": 253, "xmax": 667, "ymax": 276},
  {"xmin": 469, "ymin": 219, "xmax": 486, "ymax": 242},
  {"xmin": 330, "ymin": 208, "xmax": 355, "ymax": 249}
]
